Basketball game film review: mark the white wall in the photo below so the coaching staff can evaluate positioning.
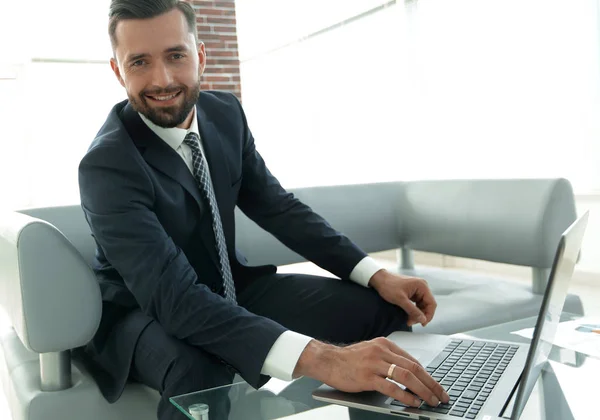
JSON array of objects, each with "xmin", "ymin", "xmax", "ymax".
[{"xmin": 236, "ymin": 0, "xmax": 600, "ymax": 193}]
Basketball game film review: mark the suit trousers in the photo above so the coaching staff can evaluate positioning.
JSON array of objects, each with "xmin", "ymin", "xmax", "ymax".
[{"xmin": 129, "ymin": 273, "xmax": 411, "ymax": 420}]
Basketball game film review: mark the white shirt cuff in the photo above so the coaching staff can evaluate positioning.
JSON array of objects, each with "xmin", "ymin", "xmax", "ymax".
[
  {"xmin": 349, "ymin": 256, "xmax": 383, "ymax": 287},
  {"xmin": 261, "ymin": 331, "xmax": 313, "ymax": 381}
]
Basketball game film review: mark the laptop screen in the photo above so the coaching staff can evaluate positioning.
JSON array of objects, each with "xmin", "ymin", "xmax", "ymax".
[{"xmin": 507, "ymin": 212, "xmax": 588, "ymax": 419}]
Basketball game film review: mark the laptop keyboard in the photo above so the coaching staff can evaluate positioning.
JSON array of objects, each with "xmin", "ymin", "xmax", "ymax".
[{"xmin": 391, "ymin": 339, "xmax": 519, "ymax": 419}]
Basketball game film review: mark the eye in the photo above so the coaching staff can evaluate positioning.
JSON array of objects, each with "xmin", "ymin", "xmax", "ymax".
[
  {"xmin": 132, "ymin": 59, "xmax": 145, "ymax": 67},
  {"xmin": 172, "ymin": 53, "xmax": 185, "ymax": 60}
]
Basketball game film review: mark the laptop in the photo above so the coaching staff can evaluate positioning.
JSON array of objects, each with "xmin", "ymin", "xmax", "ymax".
[{"xmin": 313, "ymin": 211, "xmax": 589, "ymax": 420}]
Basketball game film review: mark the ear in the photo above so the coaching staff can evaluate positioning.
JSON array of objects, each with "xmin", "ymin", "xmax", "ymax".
[
  {"xmin": 197, "ymin": 42, "xmax": 207, "ymax": 77},
  {"xmin": 110, "ymin": 58, "xmax": 126, "ymax": 88}
]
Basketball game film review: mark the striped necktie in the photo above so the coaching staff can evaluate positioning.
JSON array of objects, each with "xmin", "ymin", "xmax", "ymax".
[{"xmin": 183, "ymin": 132, "xmax": 237, "ymax": 303}]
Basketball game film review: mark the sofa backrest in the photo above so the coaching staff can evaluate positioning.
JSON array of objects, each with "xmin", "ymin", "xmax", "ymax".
[
  {"xmin": 235, "ymin": 178, "xmax": 577, "ymax": 270},
  {"xmin": 234, "ymin": 182, "xmax": 405, "ymax": 266},
  {"xmin": 18, "ymin": 178, "xmax": 577, "ymax": 272}
]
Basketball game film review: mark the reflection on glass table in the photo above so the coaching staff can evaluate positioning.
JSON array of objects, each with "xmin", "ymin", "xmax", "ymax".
[{"xmin": 171, "ymin": 313, "xmax": 599, "ymax": 420}]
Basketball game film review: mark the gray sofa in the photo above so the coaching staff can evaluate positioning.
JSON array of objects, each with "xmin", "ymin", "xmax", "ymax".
[{"xmin": 0, "ymin": 178, "xmax": 583, "ymax": 420}]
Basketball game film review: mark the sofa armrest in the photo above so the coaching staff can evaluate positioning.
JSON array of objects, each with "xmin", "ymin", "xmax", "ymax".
[
  {"xmin": 0, "ymin": 211, "xmax": 101, "ymax": 354},
  {"xmin": 398, "ymin": 178, "xmax": 577, "ymax": 267},
  {"xmin": 398, "ymin": 178, "xmax": 577, "ymax": 293}
]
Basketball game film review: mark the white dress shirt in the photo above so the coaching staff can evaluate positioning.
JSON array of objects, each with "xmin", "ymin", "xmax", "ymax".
[{"xmin": 139, "ymin": 107, "xmax": 383, "ymax": 381}]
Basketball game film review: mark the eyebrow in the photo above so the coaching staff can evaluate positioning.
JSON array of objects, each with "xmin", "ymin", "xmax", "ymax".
[
  {"xmin": 165, "ymin": 45, "xmax": 188, "ymax": 53},
  {"xmin": 126, "ymin": 45, "xmax": 189, "ymax": 64},
  {"xmin": 127, "ymin": 53, "xmax": 149, "ymax": 64}
]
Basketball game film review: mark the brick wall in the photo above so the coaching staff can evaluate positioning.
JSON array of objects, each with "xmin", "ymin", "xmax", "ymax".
[{"xmin": 189, "ymin": 0, "xmax": 242, "ymax": 100}]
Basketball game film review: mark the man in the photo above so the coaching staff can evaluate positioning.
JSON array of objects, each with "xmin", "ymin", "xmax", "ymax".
[{"xmin": 77, "ymin": 1, "xmax": 449, "ymax": 419}]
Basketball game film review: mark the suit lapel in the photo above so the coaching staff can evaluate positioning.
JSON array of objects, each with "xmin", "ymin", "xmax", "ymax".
[
  {"xmin": 119, "ymin": 103, "xmax": 222, "ymax": 268},
  {"xmin": 120, "ymin": 104, "xmax": 205, "ymax": 209}
]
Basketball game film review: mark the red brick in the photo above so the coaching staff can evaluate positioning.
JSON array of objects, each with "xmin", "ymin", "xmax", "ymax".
[
  {"xmin": 214, "ymin": 1, "xmax": 235, "ymax": 7},
  {"xmin": 204, "ymin": 40, "xmax": 225, "ymax": 49},
  {"xmin": 207, "ymin": 66, "xmax": 239, "ymax": 73},
  {"xmin": 197, "ymin": 25, "xmax": 212, "ymax": 32},
  {"xmin": 198, "ymin": 31, "xmax": 216, "ymax": 38},
  {"xmin": 208, "ymin": 17, "xmax": 236, "ymax": 25},
  {"xmin": 197, "ymin": 8, "xmax": 225, "ymax": 16},
  {"xmin": 216, "ymin": 34, "xmax": 237, "ymax": 41},
  {"xmin": 212, "ymin": 83, "xmax": 239, "ymax": 90},
  {"xmin": 211, "ymin": 25, "xmax": 236, "ymax": 33},
  {"xmin": 205, "ymin": 75, "xmax": 231, "ymax": 82},
  {"xmin": 209, "ymin": 50, "xmax": 237, "ymax": 57},
  {"xmin": 207, "ymin": 58, "xmax": 239, "ymax": 66}
]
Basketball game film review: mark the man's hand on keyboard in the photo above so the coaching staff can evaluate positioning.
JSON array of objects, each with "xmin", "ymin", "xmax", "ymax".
[
  {"xmin": 293, "ymin": 337, "xmax": 450, "ymax": 407},
  {"xmin": 368, "ymin": 269, "xmax": 437, "ymax": 327}
]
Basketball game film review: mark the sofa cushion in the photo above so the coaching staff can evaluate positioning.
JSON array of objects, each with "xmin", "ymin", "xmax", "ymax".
[
  {"xmin": 398, "ymin": 266, "xmax": 583, "ymax": 334},
  {"xmin": 0, "ymin": 328, "xmax": 160, "ymax": 420}
]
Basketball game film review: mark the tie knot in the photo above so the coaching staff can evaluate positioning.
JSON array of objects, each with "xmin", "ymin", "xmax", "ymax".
[{"xmin": 183, "ymin": 132, "xmax": 200, "ymax": 149}]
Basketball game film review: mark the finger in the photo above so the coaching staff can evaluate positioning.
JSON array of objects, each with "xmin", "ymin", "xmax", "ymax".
[
  {"xmin": 373, "ymin": 376, "xmax": 422, "ymax": 407},
  {"xmin": 385, "ymin": 340, "xmax": 422, "ymax": 366},
  {"xmin": 376, "ymin": 359, "xmax": 438, "ymax": 406},
  {"xmin": 397, "ymin": 296, "xmax": 427, "ymax": 326},
  {"xmin": 415, "ymin": 285, "xmax": 437, "ymax": 325},
  {"xmin": 385, "ymin": 354, "xmax": 449, "ymax": 404},
  {"xmin": 409, "ymin": 279, "xmax": 437, "ymax": 325}
]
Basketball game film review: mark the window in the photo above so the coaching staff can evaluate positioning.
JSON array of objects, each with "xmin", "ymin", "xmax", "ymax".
[
  {"xmin": 237, "ymin": 0, "xmax": 600, "ymax": 193},
  {"xmin": 2, "ymin": 0, "xmax": 600, "ymax": 210},
  {"xmin": 0, "ymin": 0, "xmax": 124, "ymax": 210},
  {"xmin": 237, "ymin": 1, "xmax": 406, "ymax": 188}
]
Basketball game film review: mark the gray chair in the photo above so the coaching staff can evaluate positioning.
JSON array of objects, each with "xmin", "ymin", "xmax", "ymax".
[{"xmin": 0, "ymin": 178, "xmax": 583, "ymax": 420}]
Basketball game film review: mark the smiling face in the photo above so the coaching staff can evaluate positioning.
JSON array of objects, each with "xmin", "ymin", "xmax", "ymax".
[{"xmin": 110, "ymin": 8, "xmax": 205, "ymax": 128}]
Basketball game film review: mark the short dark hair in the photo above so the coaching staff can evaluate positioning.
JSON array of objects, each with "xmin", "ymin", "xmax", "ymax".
[{"xmin": 108, "ymin": 0, "xmax": 198, "ymax": 50}]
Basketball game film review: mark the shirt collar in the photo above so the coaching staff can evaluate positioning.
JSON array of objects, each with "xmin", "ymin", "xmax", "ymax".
[{"xmin": 138, "ymin": 106, "xmax": 199, "ymax": 151}]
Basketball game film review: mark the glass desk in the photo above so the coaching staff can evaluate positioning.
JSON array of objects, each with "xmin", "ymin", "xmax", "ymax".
[{"xmin": 171, "ymin": 313, "xmax": 598, "ymax": 420}]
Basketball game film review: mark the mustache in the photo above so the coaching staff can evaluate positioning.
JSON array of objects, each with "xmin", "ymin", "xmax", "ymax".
[{"xmin": 142, "ymin": 85, "xmax": 186, "ymax": 97}]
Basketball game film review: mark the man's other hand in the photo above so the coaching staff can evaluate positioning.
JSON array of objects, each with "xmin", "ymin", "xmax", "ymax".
[
  {"xmin": 368, "ymin": 269, "xmax": 437, "ymax": 327},
  {"xmin": 294, "ymin": 337, "xmax": 449, "ymax": 407}
]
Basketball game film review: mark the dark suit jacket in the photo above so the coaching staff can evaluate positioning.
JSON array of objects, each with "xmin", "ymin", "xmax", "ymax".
[{"xmin": 77, "ymin": 91, "xmax": 367, "ymax": 402}]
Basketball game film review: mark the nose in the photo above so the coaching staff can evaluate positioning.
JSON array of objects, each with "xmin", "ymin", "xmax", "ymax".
[{"xmin": 150, "ymin": 61, "xmax": 173, "ymax": 88}]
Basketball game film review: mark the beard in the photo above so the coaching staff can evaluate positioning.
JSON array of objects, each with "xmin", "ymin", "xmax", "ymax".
[{"xmin": 128, "ymin": 81, "xmax": 201, "ymax": 128}]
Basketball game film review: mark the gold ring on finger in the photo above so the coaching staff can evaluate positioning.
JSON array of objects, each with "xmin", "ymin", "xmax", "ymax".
[{"xmin": 387, "ymin": 363, "xmax": 396, "ymax": 379}]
